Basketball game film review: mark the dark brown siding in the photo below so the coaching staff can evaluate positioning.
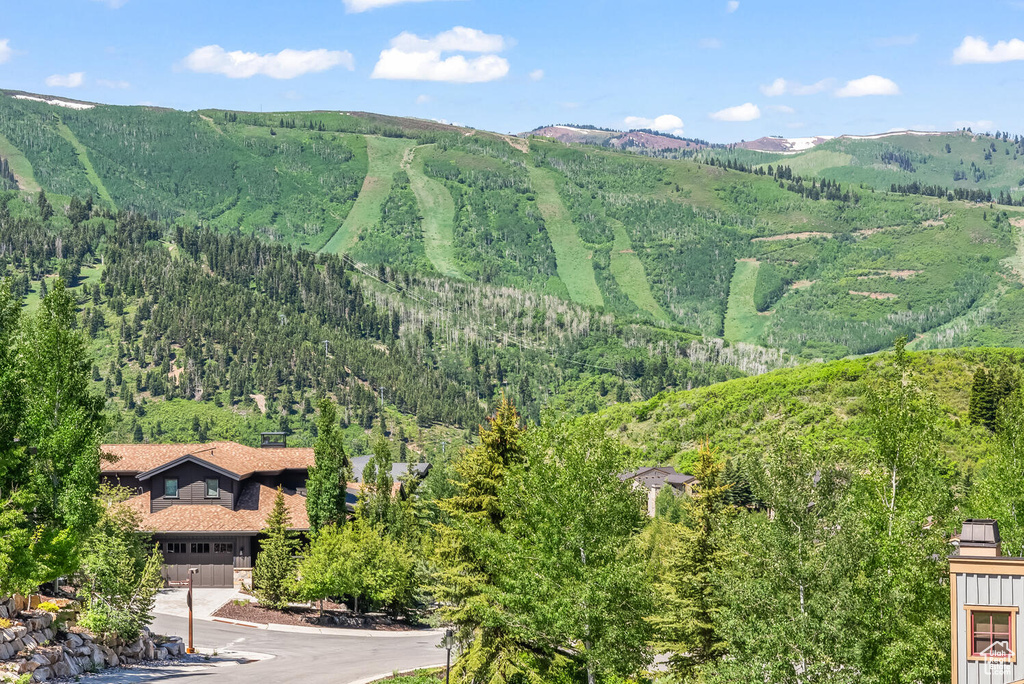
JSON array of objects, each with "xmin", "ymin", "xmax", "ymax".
[
  {"xmin": 253, "ymin": 470, "xmax": 308, "ymax": 490},
  {"xmin": 151, "ymin": 462, "xmax": 235, "ymax": 513}
]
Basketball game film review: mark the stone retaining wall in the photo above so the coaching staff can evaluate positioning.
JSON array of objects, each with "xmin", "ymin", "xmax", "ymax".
[{"xmin": 0, "ymin": 595, "xmax": 183, "ymax": 682}]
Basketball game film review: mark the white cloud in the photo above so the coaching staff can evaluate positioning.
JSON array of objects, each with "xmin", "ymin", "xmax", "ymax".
[
  {"xmin": 726, "ymin": 1, "xmax": 740, "ymax": 12},
  {"xmin": 710, "ymin": 102, "xmax": 761, "ymax": 122},
  {"xmin": 623, "ymin": 114, "xmax": 685, "ymax": 136},
  {"xmin": 344, "ymin": 0, "xmax": 446, "ymax": 12},
  {"xmin": 767, "ymin": 104, "xmax": 796, "ymax": 114},
  {"xmin": 954, "ymin": 119, "xmax": 995, "ymax": 131},
  {"xmin": 0, "ymin": 39, "xmax": 10, "ymax": 65},
  {"xmin": 835, "ymin": 75, "xmax": 900, "ymax": 97},
  {"xmin": 371, "ymin": 27, "xmax": 511, "ymax": 83},
  {"xmin": 416, "ymin": 94, "xmax": 431, "ymax": 104},
  {"xmin": 391, "ymin": 27, "xmax": 508, "ymax": 53},
  {"xmin": 46, "ymin": 72, "xmax": 85, "ymax": 88},
  {"xmin": 373, "ymin": 50, "xmax": 508, "ymax": 82},
  {"xmin": 97, "ymin": 78, "xmax": 130, "ymax": 89},
  {"xmin": 953, "ymin": 36, "xmax": 1024, "ymax": 64},
  {"xmin": 698, "ymin": 38, "xmax": 722, "ymax": 49},
  {"xmin": 182, "ymin": 45, "xmax": 354, "ymax": 79},
  {"xmin": 760, "ymin": 77, "xmax": 832, "ymax": 96},
  {"xmin": 529, "ymin": 68, "xmax": 544, "ymax": 81},
  {"xmin": 92, "ymin": 0, "xmax": 130, "ymax": 7}
]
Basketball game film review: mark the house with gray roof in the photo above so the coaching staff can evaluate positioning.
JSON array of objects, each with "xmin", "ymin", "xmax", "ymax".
[{"xmin": 619, "ymin": 466, "xmax": 695, "ymax": 516}]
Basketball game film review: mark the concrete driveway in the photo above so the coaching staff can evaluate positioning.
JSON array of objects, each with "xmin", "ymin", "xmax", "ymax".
[
  {"xmin": 134, "ymin": 614, "xmax": 446, "ymax": 683},
  {"xmin": 153, "ymin": 588, "xmax": 241, "ymax": 620}
]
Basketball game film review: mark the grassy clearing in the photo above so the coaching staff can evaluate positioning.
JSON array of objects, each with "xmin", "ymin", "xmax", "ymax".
[
  {"xmin": 56, "ymin": 121, "xmax": 116, "ymax": 210},
  {"xmin": 723, "ymin": 259, "xmax": 768, "ymax": 344},
  {"xmin": 0, "ymin": 132, "xmax": 40, "ymax": 192},
  {"xmin": 528, "ymin": 166, "xmax": 604, "ymax": 308},
  {"xmin": 405, "ymin": 145, "xmax": 464, "ymax": 279},
  {"xmin": 321, "ymin": 135, "xmax": 413, "ymax": 255},
  {"xmin": 608, "ymin": 218, "xmax": 670, "ymax": 321}
]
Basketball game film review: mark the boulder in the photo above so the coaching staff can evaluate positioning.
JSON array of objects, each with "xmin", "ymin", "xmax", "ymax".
[
  {"xmin": 50, "ymin": 661, "xmax": 70, "ymax": 678},
  {"xmin": 20, "ymin": 636, "xmax": 36, "ymax": 651},
  {"xmin": 29, "ymin": 655, "xmax": 49, "ymax": 670},
  {"xmin": 15, "ymin": 659, "xmax": 38, "ymax": 674},
  {"xmin": 0, "ymin": 628, "xmax": 13, "ymax": 643},
  {"xmin": 156, "ymin": 647, "xmax": 168, "ymax": 660},
  {"xmin": 10, "ymin": 626, "xmax": 25, "ymax": 640},
  {"xmin": 30, "ymin": 666, "xmax": 50, "ymax": 682},
  {"xmin": 144, "ymin": 640, "xmax": 155, "ymax": 660},
  {"xmin": 65, "ymin": 633, "xmax": 83, "ymax": 649},
  {"xmin": 89, "ymin": 646, "xmax": 104, "ymax": 668},
  {"xmin": 105, "ymin": 651, "xmax": 118, "ymax": 668}
]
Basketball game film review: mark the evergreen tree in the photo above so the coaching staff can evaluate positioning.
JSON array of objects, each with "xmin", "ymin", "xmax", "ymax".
[
  {"xmin": 253, "ymin": 487, "xmax": 299, "ymax": 609},
  {"xmin": 37, "ymin": 189, "xmax": 53, "ymax": 221},
  {"xmin": 23, "ymin": 279, "xmax": 104, "ymax": 581},
  {"xmin": 433, "ymin": 398, "xmax": 527, "ymax": 682},
  {"xmin": 653, "ymin": 442, "xmax": 731, "ymax": 680},
  {"xmin": 306, "ymin": 399, "xmax": 351, "ymax": 535},
  {"xmin": 363, "ymin": 433, "xmax": 400, "ymax": 528}
]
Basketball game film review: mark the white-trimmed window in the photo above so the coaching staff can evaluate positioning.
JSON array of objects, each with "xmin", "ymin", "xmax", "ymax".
[{"xmin": 205, "ymin": 477, "xmax": 219, "ymax": 498}]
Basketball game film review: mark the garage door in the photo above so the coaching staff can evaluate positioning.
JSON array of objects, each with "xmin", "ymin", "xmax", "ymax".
[{"xmin": 161, "ymin": 539, "xmax": 235, "ymax": 588}]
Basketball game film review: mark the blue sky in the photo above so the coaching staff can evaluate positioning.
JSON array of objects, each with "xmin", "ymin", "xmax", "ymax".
[{"xmin": 0, "ymin": 0, "xmax": 1022, "ymax": 142}]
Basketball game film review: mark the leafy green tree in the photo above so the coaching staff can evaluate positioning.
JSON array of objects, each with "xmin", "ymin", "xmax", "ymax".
[
  {"xmin": 298, "ymin": 523, "xmax": 357, "ymax": 613},
  {"xmin": 253, "ymin": 487, "xmax": 299, "ymax": 609},
  {"xmin": 306, "ymin": 399, "xmax": 351, "ymax": 535},
  {"xmin": 710, "ymin": 435, "xmax": 861, "ymax": 684},
  {"xmin": 855, "ymin": 338, "xmax": 953, "ymax": 684},
  {"xmin": 478, "ymin": 418, "xmax": 653, "ymax": 684},
  {"xmin": 653, "ymin": 443, "xmax": 732, "ymax": 681},
  {"xmin": 77, "ymin": 486, "xmax": 164, "ymax": 641},
  {"xmin": 974, "ymin": 392, "xmax": 1024, "ymax": 556},
  {"xmin": 23, "ymin": 278, "xmax": 104, "ymax": 581},
  {"xmin": 0, "ymin": 284, "xmax": 35, "ymax": 598}
]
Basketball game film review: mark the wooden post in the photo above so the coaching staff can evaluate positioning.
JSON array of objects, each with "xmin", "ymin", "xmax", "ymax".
[{"xmin": 187, "ymin": 568, "xmax": 198, "ymax": 654}]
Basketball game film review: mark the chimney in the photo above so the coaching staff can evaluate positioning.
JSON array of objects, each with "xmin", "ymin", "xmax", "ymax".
[
  {"xmin": 959, "ymin": 519, "xmax": 1002, "ymax": 557},
  {"xmin": 260, "ymin": 432, "xmax": 287, "ymax": 449}
]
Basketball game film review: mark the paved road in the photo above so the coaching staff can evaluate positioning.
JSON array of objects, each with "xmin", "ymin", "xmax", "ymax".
[{"xmin": 142, "ymin": 614, "xmax": 446, "ymax": 683}]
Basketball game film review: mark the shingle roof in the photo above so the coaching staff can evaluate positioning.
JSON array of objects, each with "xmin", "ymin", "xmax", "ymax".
[
  {"xmin": 349, "ymin": 455, "xmax": 431, "ymax": 483},
  {"xmin": 619, "ymin": 466, "xmax": 695, "ymax": 490},
  {"xmin": 125, "ymin": 482, "xmax": 311, "ymax": 533},
  {"xmin": 102, "ymin": 442, "xmax": 315, "ymax": 479}
]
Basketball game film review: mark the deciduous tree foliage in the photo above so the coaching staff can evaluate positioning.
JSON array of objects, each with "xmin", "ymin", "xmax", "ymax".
[{"xmin": 77, "ymin": 486, "xmax": 164, "ymax": 641}]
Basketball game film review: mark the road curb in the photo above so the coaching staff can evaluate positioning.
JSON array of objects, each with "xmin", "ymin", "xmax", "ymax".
[{"xmin": 345, "ymin": 664, "xmax": 447, "ymax": 684}]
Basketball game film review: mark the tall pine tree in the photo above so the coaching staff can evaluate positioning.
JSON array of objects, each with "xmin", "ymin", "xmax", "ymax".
[
  {"xmin": 253, "ymin": 487, "xmax": 299, "ymax": 609},
  {"xmin": 306, "ymin": 399, "xmax": 351, "ymax": 535}
]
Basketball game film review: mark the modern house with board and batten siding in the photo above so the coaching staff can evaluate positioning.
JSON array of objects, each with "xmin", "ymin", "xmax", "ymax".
[
  {"xmin": 101, "ymin": 433, "xmax": 429, "ymax": 589},
  {"xmin": 950, "ymin": 519, "xmax": 1024, "ymax": 684}
]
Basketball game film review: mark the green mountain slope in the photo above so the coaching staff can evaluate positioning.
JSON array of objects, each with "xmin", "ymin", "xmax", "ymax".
[
  {"xmin": 717, "ymin": 131, "xmax": 1024, "ymax": 198},
  {"xmin": 601, "ymin": 347, "xmax": 1022, "ymax": 470},
  {"xmin": 3, "ymin": 92, "xmax": 1024, "ymax": 361}
]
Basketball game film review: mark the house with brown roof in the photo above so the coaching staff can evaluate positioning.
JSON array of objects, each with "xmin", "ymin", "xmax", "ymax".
[{"xmin": 101, "ymin": 433, "xmax": 430, "ymax": 589}]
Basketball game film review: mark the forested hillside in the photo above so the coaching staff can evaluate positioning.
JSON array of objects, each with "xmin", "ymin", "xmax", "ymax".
[
  {"xmin": 704, "ymin": 130, "xmax": 1024, "ymax": 200},
  {"xmin": 2, "ymin": 92, "xmax": 1024, "ymax": 372},
  {"xmin": 0, "ymin": 189, "xmax": 748, "ymax": 453}
]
